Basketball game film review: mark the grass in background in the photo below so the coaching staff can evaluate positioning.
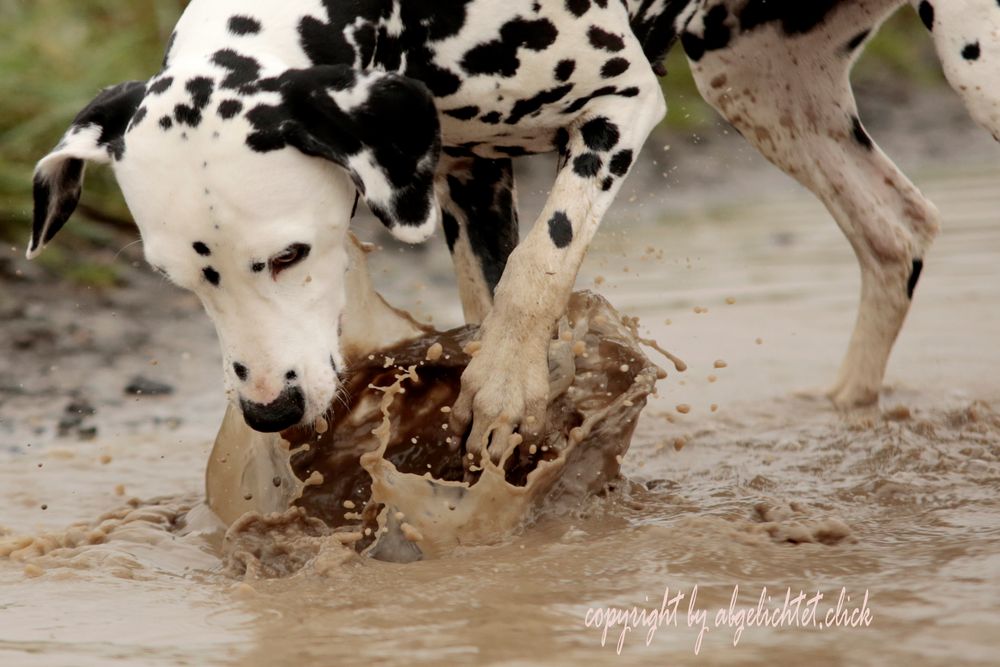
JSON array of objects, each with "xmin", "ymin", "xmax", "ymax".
[
  {"xmin": 0, "ymin": 1, "xmax": 943, "ymax": 280},
  {"xmin": 0, "ymin": 0, "xmax": 187, "ymax": 274}
]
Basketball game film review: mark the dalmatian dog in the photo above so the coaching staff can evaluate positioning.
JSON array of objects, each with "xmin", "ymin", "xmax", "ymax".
[{"xmin": 28, "ymin": 0, "xmax": 1000, "ymax": 459}]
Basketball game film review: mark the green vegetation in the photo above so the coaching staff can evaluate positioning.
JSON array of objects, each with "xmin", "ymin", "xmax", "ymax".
[
  {"xmin": 0, "ymin": 1, "xmax": 943, "ymax": 280},
  {"xmin": 0, "ymin": 0, "xmax": 188, "ymax": 250}
]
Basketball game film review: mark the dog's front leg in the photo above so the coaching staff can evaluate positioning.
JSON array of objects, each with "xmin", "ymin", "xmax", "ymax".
[{"xmin": 451, "ymin": 84, "xmax": 666, "ymax": 465}]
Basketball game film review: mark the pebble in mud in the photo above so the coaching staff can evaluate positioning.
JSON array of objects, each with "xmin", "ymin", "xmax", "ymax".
[
  {"xmin": 676, "ymin": 404, "xmax": 691, "ymax": 414},
  {"xmin": 124, "ymin": 376, "xmax": 174, "ymax": 396},
  {"xmin": 714, "ymin": 360, "xmax": 728, "ymax": 369},
  {"xmin": 425, "ymin": 342, "xmax": 443, "ymax": 361}
]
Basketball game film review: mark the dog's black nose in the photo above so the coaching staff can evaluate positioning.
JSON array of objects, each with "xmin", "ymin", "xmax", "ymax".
[{"xmin": 240, "ymin": 386, "xmax": 305, "ymax": 433}]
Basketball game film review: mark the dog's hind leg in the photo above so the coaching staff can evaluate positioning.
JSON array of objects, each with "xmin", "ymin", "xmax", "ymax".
[
  {"xmin": 684, "ymin": 0, "xmax": 940, "ymax": 408},
  {"xmin": 914, "ymin": 0, "xmax": 1000, "ymax": 140},
  {"xmin": 438, "ymin": 157, "xmax": 520, "ymax": 325}
]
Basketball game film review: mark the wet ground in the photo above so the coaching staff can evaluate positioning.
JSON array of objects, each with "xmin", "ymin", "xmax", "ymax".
[{"xmin": 1, "ymin": 94, "xmax": 999, "ymax": 665}]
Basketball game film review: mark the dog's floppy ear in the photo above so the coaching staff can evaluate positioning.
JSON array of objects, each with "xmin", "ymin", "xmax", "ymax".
[
  {"xmin": 28, "ymin": 81, "xmax": 146, "ymax": 259},
  {"xmin": 253, "ymin": 66, "xmax": 441, "ymax": 244}
]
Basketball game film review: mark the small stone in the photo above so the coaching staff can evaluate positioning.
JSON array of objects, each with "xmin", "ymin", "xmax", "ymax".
[{"xmin": 124, "ymin": 376, "xmax": 174, "ymax": 396}]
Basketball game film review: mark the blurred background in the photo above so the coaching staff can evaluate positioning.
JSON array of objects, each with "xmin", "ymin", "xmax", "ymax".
[{"xmin": 0, "ymin": 0, "xmax": 942, "ymax": 284}]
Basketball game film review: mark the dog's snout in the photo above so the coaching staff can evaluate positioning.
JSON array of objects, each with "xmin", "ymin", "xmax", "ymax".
[{"xmin": 240, "ymin": 386, "xmax": 306, "ymax": 433}]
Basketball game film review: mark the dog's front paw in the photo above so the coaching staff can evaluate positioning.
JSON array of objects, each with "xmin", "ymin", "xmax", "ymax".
[{"xmin": 450, "ymin": 334, "xmax": 550, "ymax": 467}]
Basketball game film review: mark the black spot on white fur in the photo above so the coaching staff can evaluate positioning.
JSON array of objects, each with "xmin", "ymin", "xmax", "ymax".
[
  {"xmin": 461, "ymin": 18, "xmax": 558, "ymax": 77},
  {"xmin": 212, "ymin": 49, "xmax": 262, "ymax": 91},
  {"xmin": 229, "ymin": 15, "xmax": 262, "ymax": 36},
  {"xmin": 609, "ymin": 149, "xmax": 633, "ymax": 176},
  {"xmin": 506, "ymin": 84, "xmax": 573, "ymax": 124},
  {"xmin": 174, "ymin": 77, "xmax": 214, "ymax": 127},
  {"xmin": 548, "ymin": 211, "xmax": 573, "ymax": 248},
  {"xmin": 601, "ymin": 57, "xmax": 630, "ymax": 78},
  {"xmin": 588, "ymin": 26, "xmax": 625, "ymax": 52},
  {"xmin": 581, "ymin": 117, "xmax": 620, "ymax": 152},
  {"xmin": 148, "ymin": 77, "xmax": 173, "ymax": 95},
  {"xmin": 203, "ymin": 267, "xmax": 221, "ymax": 286},
  {"xmin": 193, "ymin": 241, "xmax": 211, "ymax": 256},
  {"xmin": 572, "ymin": 153, "xmax": 602, "ymax": 177},
  {"xmin": 962, "ymin": 42, "xmax": 981, "ymax": 61},
  {"xmin": 566, "ymin": 0, "xmax": 590, "ymax": 17},
  {"xmin": 218, "ymin": 99, "xmax": 243, "ymax": 119},
  {"xmin": 555, "ymin": 59, "xmax": 576, "ymax": 82}
]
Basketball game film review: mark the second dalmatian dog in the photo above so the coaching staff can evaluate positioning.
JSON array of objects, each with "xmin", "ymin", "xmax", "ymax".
[{"xmin": 29, "ymin": 1, "xmax": 1000, "ymax": 459}]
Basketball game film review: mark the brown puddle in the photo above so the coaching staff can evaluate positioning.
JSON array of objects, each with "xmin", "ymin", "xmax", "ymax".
[{"xmin": 212, "ymin": 291, "xmax": 670, "ymax": 572}]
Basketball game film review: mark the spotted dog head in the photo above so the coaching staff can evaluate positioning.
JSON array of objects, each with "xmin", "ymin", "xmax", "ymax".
[{"xmin": 30, "ymin": 65, "xmax": 442, "ymax": 433}]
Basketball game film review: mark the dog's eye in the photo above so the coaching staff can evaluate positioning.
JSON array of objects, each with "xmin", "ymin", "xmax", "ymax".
[{"xmin": 269, "ymin": 243, "xmax": 311, "ymax": 277}]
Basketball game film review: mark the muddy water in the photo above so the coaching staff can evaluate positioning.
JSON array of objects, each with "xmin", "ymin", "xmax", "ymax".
[{"xmin": 2, "ymin": 164, "xmax": 1000, "ymax": 666}]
